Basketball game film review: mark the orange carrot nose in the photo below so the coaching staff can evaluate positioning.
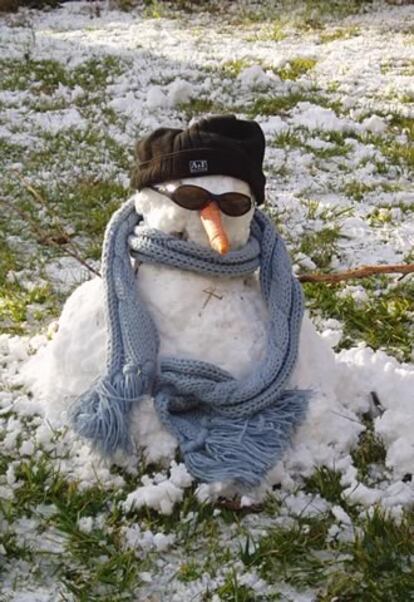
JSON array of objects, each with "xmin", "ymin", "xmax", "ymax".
[{"xmin": 199, "ymin": 201, "xmax": 230, "ymax": 255}]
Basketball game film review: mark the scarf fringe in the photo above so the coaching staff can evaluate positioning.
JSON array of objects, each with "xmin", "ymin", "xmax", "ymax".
[
  {"xmin": 177, "ymin": 390, "xmax": 310, "ymax": 488},
  {"xmin": 71, "ymin": 364, "xmax": 144, "ymax": 453}
]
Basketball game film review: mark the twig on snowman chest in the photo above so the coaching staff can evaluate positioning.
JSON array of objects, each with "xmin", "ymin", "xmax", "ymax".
[{"xmin": 201, "ymin": 287, "xmax": 224, "ymax": 310}]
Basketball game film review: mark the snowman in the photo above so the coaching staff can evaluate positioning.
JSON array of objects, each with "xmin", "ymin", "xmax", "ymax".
[{"xmin": 26, "ymin": 115, "xmax": 339, "ymax": 495}]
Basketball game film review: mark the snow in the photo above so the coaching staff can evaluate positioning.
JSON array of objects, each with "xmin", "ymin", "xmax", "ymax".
[
  {"xmin": 146, "ymin": 85, "xmax": 168, "ymax": 109},
  {"xmin": 291, "ymin": 103, "xmax": 356, "ymax": 132},
  {"xmin": 237, "ymin": 64, "xmax": 279, "ymax": 88},
  {"xmin": 259, "ymin": 115, "xmax": 289, "ymax": 136},
  {"xmin": 167, "ymin": 78, "xmax": 193, "ymax": 106},
  {"xmin": 122, "ymin": 523, "xmax": 175, "ymax": 552},
  {"xmin": 123, "ymin": 479, "xmax": 185, "ymax": 516},
  {"xmin": 361, "ymin": 114, "xmax": 388, "ymax": 134},
  {"xmin": 1, "ymin": 0, "xmax": 414, "ymax": 598},
  {"xmin": 29, "ymin": 107, "xmax": 86, "ymax": 134}
]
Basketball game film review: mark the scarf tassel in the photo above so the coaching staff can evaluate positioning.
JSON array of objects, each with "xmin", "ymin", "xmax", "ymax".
[
  {"xmin": 177, "ymin": 389, "xmax": 310, "ymax": 488},
  {"xmin": 71, "ymin": 363, "xmax": 145, "ymax": 454}
]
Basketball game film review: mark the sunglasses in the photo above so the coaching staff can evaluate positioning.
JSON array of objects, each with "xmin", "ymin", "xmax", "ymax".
[{"xmin": 150, "ymin": 184, "xmax": 253, "ymax": 217}]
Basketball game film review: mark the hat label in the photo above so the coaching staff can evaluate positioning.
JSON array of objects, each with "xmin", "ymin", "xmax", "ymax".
[{"xmin": 189, "ymin": 159, "xmax": 208, "ymax": 174}]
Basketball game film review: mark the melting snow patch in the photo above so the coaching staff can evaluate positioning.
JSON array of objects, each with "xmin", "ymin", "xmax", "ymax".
[
  {"xmin": 291, "ymin": 102, "xmax": 357, "ymax": 132},
  {"xmin": 29, "ymin": 108, "xmax": 86, "ymax": 134},
  {"xmin": 122, "ymin": 471, "xmax": 188, "ymax": 515},
  {"xmin": 238, "ymin": 64, "xmax": 279, "ymax": 88},
  {"xmin": 361, "ymin": 114, "xmax": 388, "ymax": 134}
]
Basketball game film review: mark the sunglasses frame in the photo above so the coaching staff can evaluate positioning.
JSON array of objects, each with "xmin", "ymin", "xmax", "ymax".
[{"xmin": 150, "ymin": 184, "xmax": 254, "ymax": 217}]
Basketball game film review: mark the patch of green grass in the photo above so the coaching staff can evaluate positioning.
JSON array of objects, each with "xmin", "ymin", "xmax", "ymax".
[
  {"xmin": 363, "ymin": 130, "xmax": 414, "ymax": 170},
  {"xmin": 300, "ymin": 198, "xmax": 354, "ymax": 222},
  {"xmin": 304, "ymin": 278, "xmax": 414, "ymax": 362},
  {"xmin": 399, "ymin": 92, "xmax": 414, "ymax": 104},
  {"xmin": 216, "ymin": 569, "xmax": 258, "ymax": 601},
  {"xmin": 71, "ymin": 56, "xmax": 125, "ymax": 92},
  {"xmin": 389, "ymin": 115, "xmax": 414, "ymax": 140},
  {"xmin": 0, "ymin": 281, "xmax": 61, "ymax": 334},
  {"xmin": 143, "ymin": 0, "xmax": 167, "ymax": 18},
  {"xmin": 32, "ymin": 179, "xmax": 128, "ymax": 260},
  {"xmin": 11, "ymin": 455, "xmax": 117, "ymax": 518},
  {"xmin": 326, "ymin": 80, "xmax": 340, "ymax": 93},
  {"xmin": 304, "ymin": 466, "xmax": 346, "ymax": 507},
  {"xmin": 109, "ymin": 0, "xmax": 136, "ymax": 10},
  {"xmin": 221, "ymin": 56, "xmax": 317, "ymax": 83},
  {"xmin": 311, "ymin": 143, "xmax": 351, "ymax": 160},
  {"xmin": 28, "ymin": 127, "xmax": 131, "ymax": 174},
  {"xmin": 351, "ymin": 417, "xmax": 387, "ymax": 484},
  {"xmin": 322, "ymin": 508, "xmax": 414, "ymax": 601},
  {"xmin": 319, "ymin": 26, "xmax": 360, "ymax": 43},
  {"xmin": 276, "ymin": 57, "xmax": 317, "ymax": 81},
  {"xmin": 177, "ymin": 559, "xmax": 203, "ymax": 582},
  {"xmin": 0, "ymin": 216, "xmax": 64, "ymax": 334},
  {"xmin": 0, "ymin": 231, "xmax": 24, "ymax": 288},
  {"xmin": 368, "ymin": 206, "xmax": 393, "ymax": 227},
  {"xmin": 224, "ymin": 4, "xmax": 269, "ymax": 26},
  {"xmin": 237, "ymin": 497, "xmax": 413, "ymax": 598},
  {"xmin": 0, "ymin": 138, "xmax": 27, "ymax": 162},
  {"xmin": 249, "ymin": 92, "xmax": 314, "ymax": 116},
  {"xmin": 0, "ymin": 0, "xmax": 60, "ymax": 10},
  {"xmin": 381, "ymin": 58, "xmax": 414, "ymax": 77},
  {"xmin": 272, "ymin": 130, "xmax": 302, "ymax": 148},
  {"xmin": 0, "ymin": 171, "xmax": 129, "ymax": 334},
  {"xmin": 0, "ymin": 56, "xmax": 125, "ymax": 96},
  {"xmin": 241, "ymin": 514, "xmax": 335, "ymax": 588},
  {"xmin": 299, "ymin": 226, "xmax": 342, "ymax": 270},
  {"xmin": 300, "ymin": 0, "xmax": 374, "ymax": 20},
  {"xmin": 303, "ymin": 133, "xmax": 352, "ymax": 160},
  {"xmin": 249, "ymin": 91, "xmax": 341, "ymax": 116},
  {"xmin": 343, "ymin": 180, "xmax": 376, "ymax": 201},
  {"xmin": 0, "ymin": 58, "xmax": 70, "ymax": 94},
  {"xmin": 381, "ymin": 139, "xmax": 414, "ymax": 170},
  {"xmin": 255, "ymin": 20, "xmax": 287, "ymax": 42},
  {"xmin": 0, "ymin": 452, "xmax": 143, "ymax": 599},
  {"xmin": 178, "ymin": 97, "xmax": 226, "ymax": 120},
  {"xmin": 221, "ymin": 59, "xmax": 253, "ymax": 78}
]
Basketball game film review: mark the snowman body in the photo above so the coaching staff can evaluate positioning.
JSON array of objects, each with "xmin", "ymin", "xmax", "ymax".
[
  {"xmin": 27, "ymin": 175, "xmax": 337, "ymax": 466},
  {"xmin": 133, "ymin": 176, "xmax": 269, "ymax": 379}
]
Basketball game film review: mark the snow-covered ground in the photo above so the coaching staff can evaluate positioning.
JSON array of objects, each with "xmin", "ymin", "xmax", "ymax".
[{"xmin": 0, "ymin": 1, "xmax": 413, "ymax": 600}]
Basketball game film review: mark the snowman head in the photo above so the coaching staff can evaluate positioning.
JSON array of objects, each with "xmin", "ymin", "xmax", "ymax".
[
  {"xmin": 131, "ymin": 115, "xmax": 266, "ymax": 254},
  {"xmin": 134, "ymin": 175, "xmax": 254, "ymax": 252}
]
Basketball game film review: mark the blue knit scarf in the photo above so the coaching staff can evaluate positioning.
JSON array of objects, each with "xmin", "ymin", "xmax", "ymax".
[{"xmin": 71, "ymin": 197, "xmax": 309, "ymax": 487}]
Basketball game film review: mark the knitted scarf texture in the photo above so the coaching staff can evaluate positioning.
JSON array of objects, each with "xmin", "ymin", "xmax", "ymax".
[{"xmin": 71, "ymin": 197, "xmax": 309, "ymax": 487}]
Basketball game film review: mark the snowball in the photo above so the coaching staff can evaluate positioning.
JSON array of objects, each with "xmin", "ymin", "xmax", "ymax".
[
  {"xmin": 123, "ymin": 480, "xmax": 184, "ymax": 515},
  {"xmin": 259, "ymin": 115, "xmax": 289, "ymax": 136},
  {"xmin": 237, "ymin": 64, "xmax": 277, "ymax": 88},
  {"xmin": 361, "ymin": 115, "xmax": 387, "ymax": 134},
  {"xmin": 77, "ymin": 516, "xmax": 94, "ymax": 534},
  {"xmin": 167, "ymin": 79, "xmax": 192, "ymax": 106},
  {"xmin": 169, "ymin": 462, "xmax": 194, "ymax": 488},
  {"xmin": 146, "ymin": 85, "xmax": 168, "ymax": 109},
  {"xmin": 291, "ymin": 102, "xmax": 355, "ymax": 132}
]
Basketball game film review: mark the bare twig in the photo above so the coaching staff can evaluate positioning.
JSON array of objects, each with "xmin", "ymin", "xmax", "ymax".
[
  {"xmin": 12, "ymin": 170, "xmax": 91, "ymax": 261},
  {"xmin": 0, "ymin": 197, "xmax": 101, "ymax": 277},
  {"xmin": 298, "ymin": 263, "xmax": 414, "ymax": 283}
]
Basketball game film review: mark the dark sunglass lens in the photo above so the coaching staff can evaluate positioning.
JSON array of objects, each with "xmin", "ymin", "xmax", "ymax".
[
  {"xmin": 173, "ymin": 186, "xmax": 210, "ymax": 210},
  {"xmin": 219, "ymin": 193, "xmax": 252, "ymax": 217}
]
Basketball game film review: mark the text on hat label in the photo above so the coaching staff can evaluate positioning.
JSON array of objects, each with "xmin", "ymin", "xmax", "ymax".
[{"xmin": 189, "ymin": 159, "xmax": 208, "ymax": 174}]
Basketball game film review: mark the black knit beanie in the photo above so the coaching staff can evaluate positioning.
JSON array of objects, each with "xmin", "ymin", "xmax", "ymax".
[{"xmin": 130, "ymin": 115, "xmax": 266, "ymax": 205}]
